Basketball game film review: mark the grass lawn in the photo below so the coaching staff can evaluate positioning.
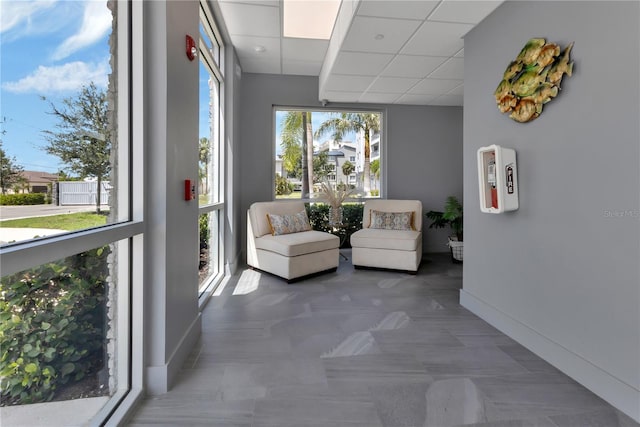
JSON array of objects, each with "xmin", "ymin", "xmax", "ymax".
[
  {"xmin": 276, "ymin": 192, "xmax": 303, "ymax": 199},
  {"xmin": 0, "ymin": 213, "xmax": 108, "ymax": 231}
]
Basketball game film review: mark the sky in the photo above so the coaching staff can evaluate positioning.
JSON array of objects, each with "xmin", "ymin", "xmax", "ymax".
[
  {"xmin": 1, "ymin": 0, "xmax": 114, "ymax": 173},
  {"xmin": 0, "ymin": 1, "xmax": 358, "ymax": 172}
]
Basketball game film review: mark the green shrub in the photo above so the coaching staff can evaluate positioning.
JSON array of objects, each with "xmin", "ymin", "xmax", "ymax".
[
  {"xmin": 199, "ymin": 213, "xmax": 210, "ymax": 250},
  {"xmin": 199, "ymin": 214, "xmax": 210, "ymax": 271},
  {"xmin": 0, "ymin": 193, "xmax": 46, "ymax": 206},
  {"xmin": 0, "ymin": 247, "xmax": 109, "ymax": 405},
  {"xmin": 369, "ymin": 189, "xmax": 379, "ymax": 197},
  {"xmin": 306, "ymin": 203, "xmax": 363, "ymax": 248},
  {"xmin": 275, "ymin": 175, "xmax": 293, "ymax": 196}
]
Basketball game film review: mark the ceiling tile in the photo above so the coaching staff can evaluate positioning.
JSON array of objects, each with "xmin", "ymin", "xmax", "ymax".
[
  {"xmin": 409, "ymin": 78, "xmax": 463, "ymax": 95},
  {"xmin": 215, "ymin": 0, "xmax": 501, "ymax": 105},
  {"xmin": 429, "ymin": 94, "xmax": 464, "ymax": 106},
  {"xmin": 239, "ymin": 57, "xmax": 282, "ymax": 74},
  {"xmin": 359, "ymin": 92, "xmax": 402, "ymax": 104},
  {"xmin": 429, "ymin": 1, "xmax": 503, "ymax": 24},
  {"xmin": 324, "ymin": 74, "xmax": 376, "ymax": 92},
  {"xmin": 282, "ymin": 38, "xmax": 329, "ymax": 62},
  {"xmin": 230, "ymin": 35, "xmax": 280, "ymax": 61},
  {"xmin": 356, "ymin": 0, "xmax": 439, "ymax": 20},
  {"xmin": 395, "ymin": 93, "xmax": 438, "ymax": 105},
  {"xmin": 381, "ymin": 55, "xmax": 448, "ymax": 78},
  {"xmin": 341, "ymin": 16, "xmax": 421, "ymax": 54},
  {"xmin": 332, "ymin": 52, "xmax": 394, "ymax": 76},
  {"xmin": 447, "ymin": 83, "xmax": 464, "ymax": 95},
  {"xmin": 429, "ymin": 57, "xmax": 464, "ymax": 79},
  {"xmin": 217, "ymin": 2, "xmax": 280, "ymax": 37},
  {"xmin": 401, "ymin": 21, "xmax": 473, "ymax": 56},
  {"xmin": 283, "ymin": 60, "xmax": 323, "ymax": 76},
  {"xmin": 368, "ymin": 76, "xmax": 420, "ymax": 93}
]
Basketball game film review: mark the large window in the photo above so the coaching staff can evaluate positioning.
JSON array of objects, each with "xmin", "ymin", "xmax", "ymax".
[
  {"xmin": 197, "ymin": 1, "xmax": 224, "ymax": 297},
  {"xmin": 0, "ymin": 1, "xmax": 141, "ymax": 425},
  {"xmin": 274, "ymin": 109, "xmax": 383, "ymax": 199}
]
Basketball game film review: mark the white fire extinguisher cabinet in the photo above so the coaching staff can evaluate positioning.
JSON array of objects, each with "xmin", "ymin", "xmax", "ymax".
[{"xmin": 477, "ymin": 144, "xmax": 519, "ymax": 213}]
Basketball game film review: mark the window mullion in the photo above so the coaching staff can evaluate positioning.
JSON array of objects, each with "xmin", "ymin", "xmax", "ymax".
[{"xmin": 0, "ymin": 221, "xmax": 143, "ymax": 276}]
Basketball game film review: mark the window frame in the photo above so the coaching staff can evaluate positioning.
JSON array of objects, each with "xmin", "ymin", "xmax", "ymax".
[
  {"xmin": 196, "ymin": 0, "xmax": 226, "ymax": 302},
  {"xmin": 0, "ymin": 1, "xmax": 144, "ymax": 424}
]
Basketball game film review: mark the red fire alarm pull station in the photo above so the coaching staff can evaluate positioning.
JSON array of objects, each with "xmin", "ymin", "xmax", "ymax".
[
  {"xmin": 186, "ymin": 35, "xmax": 197, "ymax": 61},
  {"xmin": 184, "ymin": 179, "xmax": 195, "ymax": 201}
]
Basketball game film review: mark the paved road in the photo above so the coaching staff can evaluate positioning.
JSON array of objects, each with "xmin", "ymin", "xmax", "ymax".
[{"xmin": 0, "ymin": 205, "xmax": 106, "ymax": 221}]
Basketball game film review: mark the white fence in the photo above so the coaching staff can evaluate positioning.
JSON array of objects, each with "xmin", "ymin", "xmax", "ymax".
[{"xmin": 57, "ymin": 181, "xmax": 111, "ymax": 206}]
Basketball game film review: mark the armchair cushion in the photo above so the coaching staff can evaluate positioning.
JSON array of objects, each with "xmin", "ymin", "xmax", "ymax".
[
  {"xmin": 350, "ymin": 228, "xmax": 421, "ymax": 252},
  {"xmin": 370, "ymin": 210, "xmax": 414, "ymax": 230},
  {"xmin": 256, "ymin": 230, "xmax": 338, "ymax": 257},
  {"xmin": 267, "ymin": 210, "xmax": 311, "ymax": 235},
  {"xmin": 363, "ymin": 200, "xmax": 422, "ymax": 231}
]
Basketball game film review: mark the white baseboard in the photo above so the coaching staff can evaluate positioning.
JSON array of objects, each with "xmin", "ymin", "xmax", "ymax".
[
  {"xmin": 144, "ymin": 313, "xmax": 202, "ymax": 395},
  {"xmin": 460, "ymin": 289, "xmax": 640, "ymax": 423}
]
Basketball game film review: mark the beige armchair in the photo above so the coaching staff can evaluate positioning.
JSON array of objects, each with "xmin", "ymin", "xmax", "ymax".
[
  {"xmin": 350, "ymin": 199, "xmax": 423, "ymax": 273},
  {"xmin": 247, "ymin": 201, "xmax": 339, "ymax": 282}
]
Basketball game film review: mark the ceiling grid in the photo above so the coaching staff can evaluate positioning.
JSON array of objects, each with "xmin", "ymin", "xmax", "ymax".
[{"xmin": 216, "ymin": 0, "xmax": 503, "ymax": 105}]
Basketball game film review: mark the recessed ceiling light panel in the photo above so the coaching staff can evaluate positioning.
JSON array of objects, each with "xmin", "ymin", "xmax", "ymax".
[{"xmin": 283, "ymin": 0, "xmax": 340, "ymax": 40}]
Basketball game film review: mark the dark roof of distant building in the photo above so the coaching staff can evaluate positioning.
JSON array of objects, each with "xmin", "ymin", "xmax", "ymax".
[{"xmin": 20, "ymin": 170, "xmax": 59, "ymax": 182}]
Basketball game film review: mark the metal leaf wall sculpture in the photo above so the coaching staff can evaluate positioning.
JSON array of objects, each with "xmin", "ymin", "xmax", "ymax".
[{"xmin": 495, "ymin": 38, "xmax": 574, "ymax": 123}]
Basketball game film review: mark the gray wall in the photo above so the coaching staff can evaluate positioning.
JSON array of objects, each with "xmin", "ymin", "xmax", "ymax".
[
  {"xmin": 145, "ymin": 0, "xmax": 201, "ymax": 393},
  {"xmin": 142, "ymin": 0, "xmax": 243, "ymax": 393},
  {"xmin": 239, "ymin": 73, "xmax": 463, "ymax": 255},
  {"xmin": 462, "ymin": 1, "xmax": 639, "ymax": 421}
]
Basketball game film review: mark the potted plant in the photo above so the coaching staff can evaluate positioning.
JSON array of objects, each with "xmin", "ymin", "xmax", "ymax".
[
  {"xmin": 426, "ymin": 196, "xmax": 463, "ymax": 263},
  {"xmin": 313, "ymin": 180, "xmax": 357, "ymax": 226}
]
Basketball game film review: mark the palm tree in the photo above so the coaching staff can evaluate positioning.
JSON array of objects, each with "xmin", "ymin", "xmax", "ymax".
[
  {"xmin": 199, "ymin": 137, "xmax": 210, "ymax": 196},
  {"xmin": 315, "ymin": 113, "xmax": 380, "ymax": 194},
  {"xmin": 303, "ymin": 112, "xmax": 314, "ymax": 194},
  {"xmin": 370, "ymin": 159, "xmax": 380, "ymax": 190},
  {"xmin": 280, "ymin": 112, "xmax": 314, "ymax": 198},
  {"xmin": 342, "ymin": 160, "xmax": 355, "ymax": 180}
]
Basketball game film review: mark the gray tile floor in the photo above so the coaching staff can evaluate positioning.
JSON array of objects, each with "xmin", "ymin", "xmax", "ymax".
[{"xmin": 128, "ymin": 252, "xmax": 638, "ymax": 427}]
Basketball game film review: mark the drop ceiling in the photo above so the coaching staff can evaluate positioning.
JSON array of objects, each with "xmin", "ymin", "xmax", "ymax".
[{"xmin": 215, "ymin": 0, "xmax": 503, "ymax": 106}]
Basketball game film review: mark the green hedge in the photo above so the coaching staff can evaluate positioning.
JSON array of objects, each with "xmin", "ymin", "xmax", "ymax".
[
  {"xmin": 0, "ymin": 247, "xmax": 109, "ymax": 405},
  {"xmin": 0, "ymin": 193, "xmax": 46, "ymax": 206},
  {"xmin": 306, "ymin": 203, "xmax": 363, "ymax": 248}
]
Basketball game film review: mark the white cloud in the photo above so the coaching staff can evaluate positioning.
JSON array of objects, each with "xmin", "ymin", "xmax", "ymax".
[
  {"xmin": 2, "ymin": 60, "xmax": 109, "ymax": 94},
  {"xmin": 52, "ymin": 1, "xmax": 111, "ymax": 60},
  {"xmin": 0, "ymin": 0, "xmax": 56, "ymax": 34}
]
